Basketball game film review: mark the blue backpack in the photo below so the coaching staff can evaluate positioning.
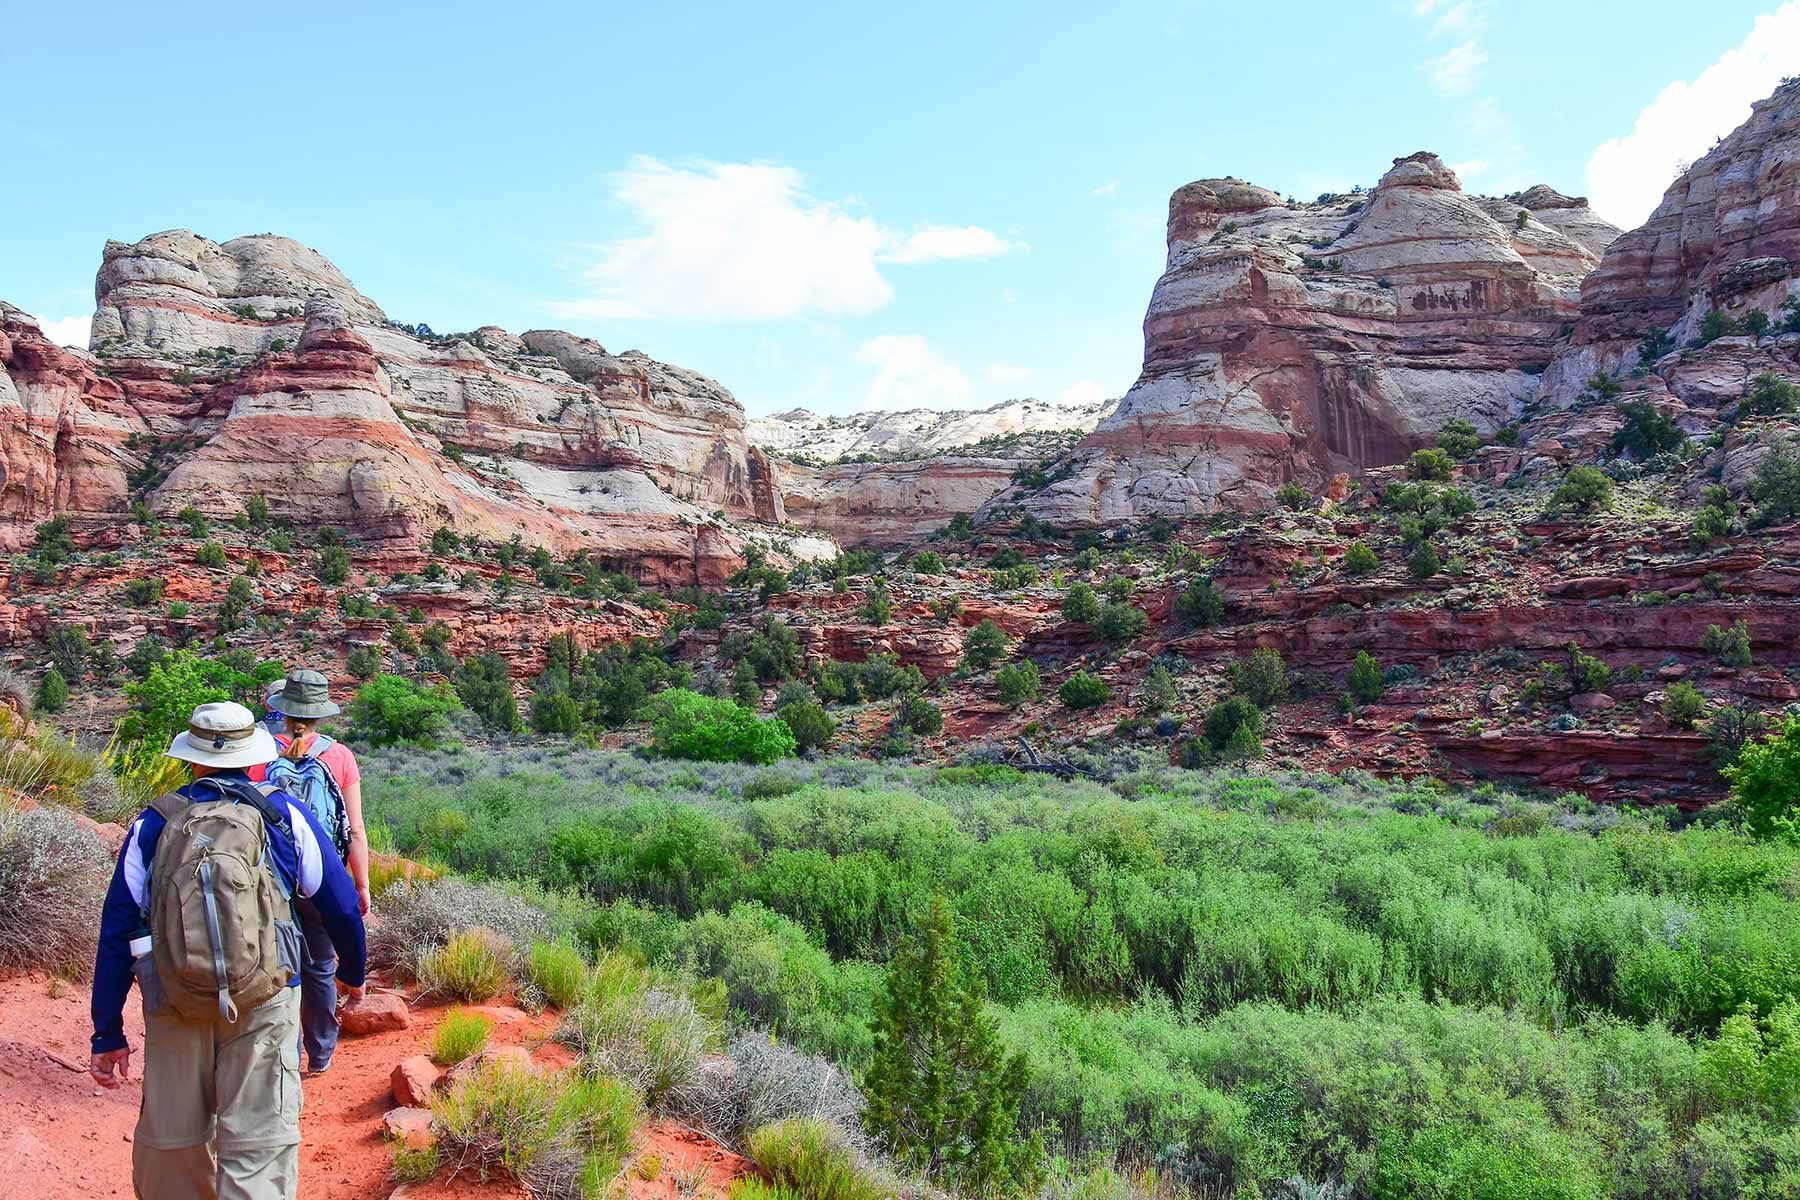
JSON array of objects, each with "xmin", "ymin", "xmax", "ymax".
[{"xmin": 265, "ymin": 735, "xmax": 350, "ymax": 860}]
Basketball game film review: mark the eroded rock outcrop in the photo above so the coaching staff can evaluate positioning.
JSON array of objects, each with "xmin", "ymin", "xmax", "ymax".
[
  {"xmin": 998, "ymin": 154, "xmax": 1618, "ymax": 523},
  {"xmin": 15, "ymin": 230, "xmax": 827, "ymax": 583},
  {"xmin": 1545, "ymin": 77, "xmax": 1800, "ymax": 399},
  {"xmin": 0, "ymin": 305, "xmax": 134, "ymax": 545}
]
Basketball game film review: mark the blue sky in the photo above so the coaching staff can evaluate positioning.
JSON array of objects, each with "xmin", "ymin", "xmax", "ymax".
[{"xmin": 4, "ymin": 1, "xmax": 1796, "ymax": 416}]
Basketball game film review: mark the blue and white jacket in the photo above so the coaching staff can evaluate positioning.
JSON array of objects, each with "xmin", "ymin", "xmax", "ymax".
[{"xmin": 91, "ymin": 770, "xmax": 368, "ymax": 1054}]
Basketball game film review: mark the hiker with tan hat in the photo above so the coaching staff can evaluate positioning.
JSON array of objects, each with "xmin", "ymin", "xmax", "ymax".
[
  {"xmin": 89, "ymin": 700, "xmax": 367, "ymax": 1200},
  {"xmin": 250, "ymin": 668, "xmax": 369, "ymax": 1075}
]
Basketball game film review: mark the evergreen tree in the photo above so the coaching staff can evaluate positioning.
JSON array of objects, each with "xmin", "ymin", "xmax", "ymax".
[
  {"xmin": 34, "ymin": 665, "xmax": 69, "ymax": 714},
  {"xmin": 864, "ymin": 893, "xmax": 1043, "ymax": 1192}
]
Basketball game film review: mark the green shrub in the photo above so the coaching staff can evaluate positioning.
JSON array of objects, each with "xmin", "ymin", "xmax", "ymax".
[
  {"xmin": 1698, "ymin": 309, "xmax": 1737, "ymax": 344},
  {"xmin": 432, "ymin": 1059, "xmax": 641, "ymax": 1200},
  {"xmin": 962, "ymin": 620, "xmax": 1010, "ymax": 670},
  {"xmin": 432, "ymin": 1007, "xmax": 495, "ymax": 1064},
  {"xmin": 556, "ymin": 952, "xmax": 720, "ymax": 1115},
  {"xmin": 1058, "ymin": 670, "xmax": 1110, "ymax": 710},
  {"xmin": 1202, "ymin": 696, "xmax": 1264, "ymax": 759},
  {"xmin": 1174, "ymin": 577, "xmax": 1226, "ymax": 627},
  {"xmin": 910, "ymin": 550, "xmax": 943, "ymax": 574},
  {"xmin": 193, "ymin": 540, "xmax": 228, "ymax": 568},
  {"xmin": 1407, "ymin": 448, "xmax": 1455, "ymax": 481},
  {"xmin": 1748, "ymin": 435, "xmax": 1800, "ymax": 527},
  {"xmin": 1406, "ymin": 540, "xmax": 1441, "ymax": 580},
  {"xmin": 1273, "ymin": 482, "xmax": 1310, "ymax": 511},
  {"xmin": 1060, "ymin": 583, "xmax": 1100, "ymax": 624},
  {"xmin": 1612, "ymin": 399, "xmax": 1684, "ymax": 458},
  {"xmin": 1342, "ymin": 542, "xmax": 1379, "ymax": 575},
  {"xmin": 1551, "ymin": 466, "xmax": 1614, "ymax": 513},
  {"xmin": 748, "ymin": 1119, "xmax": 890, "ymax": 1200},
  {"xmin": 421, "ymin": 929, "xmax": 511, "ymax": 1002},
  {"xmin": 1229, "ymin": 648, "xmax": 1288, "ymax": 708},
  {"xmin": 316, "ymin": 544, "xmax": 350, "ymax": 584},
  {"xmin": 1725, "ymin": 714, "xmax": 1800, "ymax": 840},
  {"xmin": 996, "ymin": 661, "xmax": 1040, "ymax": 706},
  {"xmin": 649, "ymin": 690, "xmax": 795, "ymax": 765},
  {"xmin": 1137, "ymin": 665, "xmax": 1178, "ymax": 716},
  {"xmin": 123, "ymin": 577, "xmax": 165, "ymax": 608},
  {"xmin": 777, "ymin": 700, "xmax": 835, "ymax": 755},
  {"xmin": 454, "ymin": 653, "xmax": 520, "ymax": 732},
  {"xmin": 347, "ymin": 646, "xmax": 383, "ymax": 681},
  {"xmin": 526, "ymin": 942, "xmax": 589, "ymax": 1010},
  {"xmin": 857, "ymin": 589, "xmax": 891, "ymax": 626},
  {"xmin": 350, "ymin": 675, "xmax": 462, "ymax": 747},
  {"xmin": 864, "ymin": 895, "xmax": 1042, "ymax": 1191},
  {"xmin": 115, "ymin": 650, "xmax": 281, "ymax": 763},
  {"xmin": 1436, "ymin": 417, "xmax": 1482, "ymax": 460},
  {"xmin": 1346, "ymin": 651, "xmax": 1384, "ymax": 704},
  {"xmin": 1743, "ymin": 372, "xmax": 1799, "ymax": 416},
  {"xmin": 1663, "ymin": 680, "xmax": 1706, "ymax": 729},
  {"xmin": 1094, "ymin": 602, "xmax": 1148, "ymax": 643},
  {"xmin": 34, "ymin": 666, "xmax": 69, "ymax": 713},
  {"xmin": 894, "ymin": 695, "xmax": 943, "ymax": 737},
  {"xmin": 1701, "ymin": 621, "xmax": 1753, "ymax": 668}
]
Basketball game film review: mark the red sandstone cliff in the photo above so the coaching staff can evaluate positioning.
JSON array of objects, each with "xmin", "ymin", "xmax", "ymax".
[{"xmin": 995, "ymin": 155, "xmax": 1618, "ymax": 523}]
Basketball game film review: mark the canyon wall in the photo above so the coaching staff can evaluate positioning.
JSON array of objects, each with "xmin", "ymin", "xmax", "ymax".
[{"xmin": 995, "ymin": 154, "xmax": 1619, "ymax": 524}]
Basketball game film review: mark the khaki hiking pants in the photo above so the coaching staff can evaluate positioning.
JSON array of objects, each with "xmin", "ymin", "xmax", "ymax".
[{"xmin": 133, "ymin": 986, "xmax": 303, "ymax": 1200}]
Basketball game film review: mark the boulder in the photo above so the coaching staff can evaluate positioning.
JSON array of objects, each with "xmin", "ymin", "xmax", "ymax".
[
  {"xmin": 391, "ymin": 1055, "xmax": 441, "ymax": 1107},
  {"xmin": 1570, "ymin": 692, "xmax": 1616, "ymax": 714},
  {"xmin": 444, "ymin": 1044, "xmax": 536, "ymax": 1089},
  {"xmin": 381, "ymin": 1106, "xmax": 435, "ymax": 1151},
  {"xmin": 340, "ymin": 992, "xmax": 411, "ymax": 1036}
]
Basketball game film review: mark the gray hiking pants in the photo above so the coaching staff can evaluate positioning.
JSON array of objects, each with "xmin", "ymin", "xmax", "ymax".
[
  {"xmin": 133, "ymin": 986, "xmax": 302, "ymax": 1200},
  {"xmin": 295, "ymin": 895, "xmax": 341, "ymax": 1070}
]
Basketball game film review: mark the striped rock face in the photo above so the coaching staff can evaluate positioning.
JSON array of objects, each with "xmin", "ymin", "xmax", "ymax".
[
  {"xmin": 1543, "ymin": 77, "xmax": 1800, "ymax": 405},
  {"xmin": 17, "ymin": 231, "xmax": 817, "ymax": 583},
  {"xmin": 995, "ymin": 153, "xmax": 1619, "ymax": 524}
]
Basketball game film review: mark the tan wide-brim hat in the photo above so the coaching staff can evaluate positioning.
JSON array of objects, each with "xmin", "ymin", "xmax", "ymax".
[{"xmin": 165, "ymin": 701, "xmax": 279, "ymax": 768}]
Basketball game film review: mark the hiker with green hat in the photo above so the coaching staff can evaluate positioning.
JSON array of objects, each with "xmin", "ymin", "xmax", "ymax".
[
  {"xmin": 89, "ymin": 700, "xmax": 366, "ymax": 1199},
  {"xmin": 251, "ymin": 668, "xmax": 369, "ymax": 1076}
]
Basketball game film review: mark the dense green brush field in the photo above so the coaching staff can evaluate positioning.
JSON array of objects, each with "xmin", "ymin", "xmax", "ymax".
[{"xmin": 363, "ymin": 747, "xmax": 1800, "ymax": 1199}]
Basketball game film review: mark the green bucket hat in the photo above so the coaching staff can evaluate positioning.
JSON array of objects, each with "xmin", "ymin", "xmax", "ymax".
[{"xmin": 276, "ymin": 668, "xmax": 341, "ymax": 719}]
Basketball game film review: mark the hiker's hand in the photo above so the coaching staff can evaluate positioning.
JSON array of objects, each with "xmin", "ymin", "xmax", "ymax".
[
  {"xmin": 336, "ymin": 979, "xmax": 364, "ymax": 1005},
  {"xmin": 357, "ymin": 885, "xmax": 371, "ymax": 916},
  {"xmin": 90, "ymin": 1047, "xmax": 131, "ymax": 1088}
]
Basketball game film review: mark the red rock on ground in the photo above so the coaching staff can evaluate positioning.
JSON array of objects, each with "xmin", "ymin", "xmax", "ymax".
[
  {"xmin": 382, "ymin": 1106, "xmax": 436, "ymax": 1150},
  {"xmin": 342, "ymin": 991, "xmax": 411, "ymax": 1035},
  {"xmin": 391, "ymin": 1055, "xmax": 441, "ymax": 1107}
]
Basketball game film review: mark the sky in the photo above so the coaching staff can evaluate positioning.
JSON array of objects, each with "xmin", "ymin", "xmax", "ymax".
[{"xmin": 3, "ymin": 1, "xmax": 1797, "ymax": 417}]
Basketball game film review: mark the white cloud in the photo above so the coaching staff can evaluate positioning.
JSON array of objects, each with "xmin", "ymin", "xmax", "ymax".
[
  {"xmin": 1428, "ymin": 1, "xmax": 1483, "ymax": 38},
  {"xmin": 854, "ymin": 335, "xmax": 972, "ymax": 411},
  {"xmin": 986, "ymin": 363, "xmax": 1033, "ymax": 385},
  {"xmin": 1055, "ymin": 380, "xmax": 1108, "ymax": 408},
  {"xmin": 1090, "ymin": 181, "xmax": 1118, "ymax": 197},
  {"xmin": 33, "ymin": 314, "xmax": 90, "ymax": 348},
  {"xmin": 879, "ymin": 225, "xmax": 1024, "ymax": 265},
  {"xmin": 1586, "ymin": 3, "xmax": 1800, "ymax": 230},
  {"xmin": 552, "ymin": 158, "xmax": 1021, "ymax": 322},
  {"xmin": 1449, "ymin": 159, "xmax": 1489, "ymax": 181},
  {"xmin": 1426, "ymin": 40, "xmax": 1486, "ymax": 96}
]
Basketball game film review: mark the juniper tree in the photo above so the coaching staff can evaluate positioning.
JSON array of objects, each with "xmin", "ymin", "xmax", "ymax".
[{"xmin": 864, "ymin": 893, "xmax": 1042, "ymax": 1192}]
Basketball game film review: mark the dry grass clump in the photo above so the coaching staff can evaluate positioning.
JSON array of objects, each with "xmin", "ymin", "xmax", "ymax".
[
  {"xmin": 432, "ymin": 1059, "xmax": 641, "ymax": 1200},
  {"xmin": 525, "ymin": 941, "xmax": 588, "ymax": 1010},
  {"xmin": 370, "ymin": 876, "xmax": 552, "ymax": 974},
  {"xmin": 555, "ymin": 951, "xmax": 723, "ymax": 1122},
  {"xmin": 745, "ymin": 1118, "xmax": 899, "ymax": 1200},
  {"xmin": 420, "ymin": 929, "xmax": 512, "ymax": 1002},
  {"xmin": 728, "ymin": 1034, "xmax": 867, "ymax": 1149},
  {"xmin": 0, "ymin": 801, "xmax": 111, "ymax": 977},
  {"xmin": 432, "ymin": 1007, "xmax": 496, "ymax": 1065}
]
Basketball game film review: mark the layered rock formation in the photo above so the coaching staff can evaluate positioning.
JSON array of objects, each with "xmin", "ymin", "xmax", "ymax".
[
  {"xmin": 750, "ymin": 398, "xmax": 1111, "ymax": 463},
  {"xmin": 16, "ymin": 230, "xmax": 827, "ymax": 582},
  {"xmin": 1546, "ymin": 77, "xmax": 1800, "ymax": 398},
  {"xmin": 0, "ymin": 305, "xmax": 133, "ymax": 545},
  {"xmin": 998, "ymin": 154, "xmax": 1619, "ymax": 524}
]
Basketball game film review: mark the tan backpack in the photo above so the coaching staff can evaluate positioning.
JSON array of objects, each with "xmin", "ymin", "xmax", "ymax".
[{"xmin": 146, "ymin": 778, "xmax": 302, "ymax": 1023}]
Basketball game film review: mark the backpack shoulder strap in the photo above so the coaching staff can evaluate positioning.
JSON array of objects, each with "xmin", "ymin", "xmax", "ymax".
[
  {"xmin": 148, "ymin": 790, "xmax": 189, "ymax": 822},
  {"xmin": 199, "ymin": 776, "xmax": 295, "ymax": 842},
  {"xmin": 307, "ymin": 734, "xmax": 337, "ymax": 758}
]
